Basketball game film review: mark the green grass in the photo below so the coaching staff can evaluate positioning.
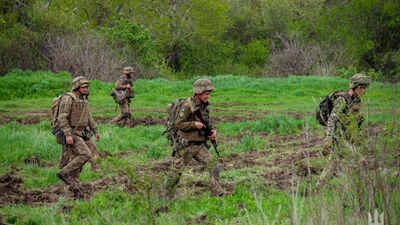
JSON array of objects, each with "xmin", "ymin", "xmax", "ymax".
[{"xmin": 0, "ymin": 70, "xmax": 399, "ymax": 224}]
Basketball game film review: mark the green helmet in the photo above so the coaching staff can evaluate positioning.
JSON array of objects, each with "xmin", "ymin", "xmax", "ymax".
[
  {"xmin": 193, "ymin": 78, "xmax": 214, "ymax": 95},
  {"xmin": 123, "ymin": 67, "xmax": 134, "ymax": 75},
  {"xmin": 349, "ymin": 73, "xmax": 371, "ymax": 89},
  {"xmin": 71, "ymin": 76, "xmax": 89, "ymax": 91}
]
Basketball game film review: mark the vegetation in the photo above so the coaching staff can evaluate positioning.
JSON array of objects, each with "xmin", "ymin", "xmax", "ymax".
[
  {"xmin": 0, "ymin": 71, "xmax": 399, "ymax": 224},
  {"xmin": 1, "ymin": 0, "xmax": 399, "ymax": 80}
]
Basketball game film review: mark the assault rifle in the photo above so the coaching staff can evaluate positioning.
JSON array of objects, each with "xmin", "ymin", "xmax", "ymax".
[{"xmin": 193, "ymin": 110, "xmax": 220, "ymax": 157}]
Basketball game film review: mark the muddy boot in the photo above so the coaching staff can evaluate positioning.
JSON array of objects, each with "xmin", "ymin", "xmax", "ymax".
[
  {"xmin": 56, "ymin": 171, "xmax": 72, "ymax": 185},
  {"xmin": 210, "ymin": 177, "xmax": 228, "ymax": 197}
]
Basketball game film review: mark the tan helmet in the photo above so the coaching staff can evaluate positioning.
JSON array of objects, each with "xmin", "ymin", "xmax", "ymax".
[
  {"xmin": 123, "ymin": 67, "xmax": 134, "ymax": 75},
  {"xmin": 349, "ymin": 73, "xmax": 371, "ymax": 89},
  {"xmin": 71, "ymin": 76, "xmax": 89, "ymax": 91},
  {"xmin": 193, "ymin": 78, "xmax": 214, "ymax": 95}
]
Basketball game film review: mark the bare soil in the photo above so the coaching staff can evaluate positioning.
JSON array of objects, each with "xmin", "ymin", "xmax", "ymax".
[{"xmin": 0, "ymin": 173, "xmax": 136, "ymax": 206}]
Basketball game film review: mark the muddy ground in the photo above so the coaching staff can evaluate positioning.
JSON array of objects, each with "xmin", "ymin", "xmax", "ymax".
[
  {"xmin": 1, "ymin": 133, "xmax": 325, "ymax": 207},
  {"xmin": 0, "ymin": 107, "xmax": 305, "ymax": 126}
]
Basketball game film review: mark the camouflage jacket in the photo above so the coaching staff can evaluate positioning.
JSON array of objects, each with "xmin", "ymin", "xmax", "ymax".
[
  {"xmin": 176, "ymin": 97, "xmax": 212, "ymax": 142},
  {"xmin": 327, "ymin": 92, "xmax": 363, "ymax": 140},
  {"xmin": 114, "ymin": 75, "xmax": 133, "ymax": 99},
  {"xmin": 57, "ymin": 92, "xmax": 98, "ymax": 137}
]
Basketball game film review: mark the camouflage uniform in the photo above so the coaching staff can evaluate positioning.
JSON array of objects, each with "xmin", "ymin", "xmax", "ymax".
[
  {"xmin": 166, "ymin": 79, "xmax": 226, "ymax": 197},
  {"xmin": 57, "ymin": 77, "xmax": 99, "ymax": 185},
  {"xmin": 111, "ymin": 67, "xmax": 134, "ymax": 125},
  {"xmin": 317, "ymin": 74, "xmax": 371, "ymax": 187}
]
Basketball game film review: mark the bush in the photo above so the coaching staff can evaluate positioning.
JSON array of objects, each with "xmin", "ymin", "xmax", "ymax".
[
  {"xmin": 0, "ymin": 70, "xmax": 71, "ymax": 100},
  {"xmin": 44, "ymin": 31, "xmax": 126, "ymax": 81}
]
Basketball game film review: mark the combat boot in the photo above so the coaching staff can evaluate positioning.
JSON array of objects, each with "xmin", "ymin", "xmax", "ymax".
[{"xmin": 56, "ymin": 171, "xmax": 72, "ymax": 185}]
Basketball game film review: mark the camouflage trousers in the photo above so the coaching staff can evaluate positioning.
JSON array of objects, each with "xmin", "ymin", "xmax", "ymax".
[
  {"xmin": 316, "ymin": 139, "xmax": 359, "ymax": 188},
  {"xmin": 111, "ymin": 100, "xmax": 131, "ymax": 124},
  {"xmin": 59, "ymin": 135, "xmax": 99, "ymax": 184},
  {"xmin": 166, "ymin": 143, "xmax": 225, "ymax": 197}
]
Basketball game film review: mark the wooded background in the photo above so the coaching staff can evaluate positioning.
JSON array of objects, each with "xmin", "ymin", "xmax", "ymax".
[{"xmin": 1, "ymin": 0, "xmax": 399, "ymax": 81}]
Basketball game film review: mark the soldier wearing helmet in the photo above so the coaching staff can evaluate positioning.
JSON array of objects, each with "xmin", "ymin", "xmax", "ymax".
[
  {"xmin": 165, "ymin": 78, "xmax": 227, "ymax": 198},
  {"xmin": 111, "ymin": 67, "xmax": 135, "ymax": 125},
  {"xmin": 56, "ymin": 76, "xmax": 101, "ymax": 196},
  {"xmin": 316, "ymin": 73, "xmax": 371, "ymax": 188}
]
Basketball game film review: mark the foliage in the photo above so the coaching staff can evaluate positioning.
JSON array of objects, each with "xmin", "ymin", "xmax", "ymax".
[
  {"xmin": 0, "ymin": 70, "xmax": 70, "ymax": 100},
  {"xmin": 1, "ymin": 0, "xmax": 399, "ymax": 79}
]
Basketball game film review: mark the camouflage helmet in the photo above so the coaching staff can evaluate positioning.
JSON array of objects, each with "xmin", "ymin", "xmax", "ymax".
[
  {"xmin": 71, "ymin": 76, "xmax": 89, "ymax": 91},
  {"xmin": 123, "ymin": 67, "xmax": 134, "ymax": 75},
  {"xmin": 193, "ymin": 78, "xmax": 214, "ymax": 95},
  {"xmin": 349, "ymin": 73, "xmax": 371, "ymax": 89}
]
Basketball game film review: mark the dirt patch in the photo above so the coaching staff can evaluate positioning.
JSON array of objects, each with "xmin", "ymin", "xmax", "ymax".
[
  {"xmin": 23, "ymin": 156, "xmax": 51, "ymax": 167},
  {"xmin": 0, "ymin": 173, "xmax": 136, "ymax": 207},
  {"xmin": 0, "ymin": 116, "xmax": 13, "ymax": 125},
  {"xmin": 0, "ymin": 116, "xmax": 42, "ymax": 125},
  {"xmin": 154, "ymin": 205, "xmax": 169, "ymax": 216},
  {"xmin": 263, "ymin": 170, "xmax": 293, "ymax": 190},
  {"xmin": 220, "ymin": 151, "xmax": 267, "ymax": 169}
]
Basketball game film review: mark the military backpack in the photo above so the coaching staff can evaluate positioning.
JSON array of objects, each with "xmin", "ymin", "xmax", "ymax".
[
  {"xmin": 163, "ymin": 98, "xmax": 192, "ymax": 149},
  {"xmin": 50, "ymin": 93, "xmax": 75, "ymax": 144},
  {"xmin": 315, "ymin": 91, "xmax": 350, "ymax": 126}
]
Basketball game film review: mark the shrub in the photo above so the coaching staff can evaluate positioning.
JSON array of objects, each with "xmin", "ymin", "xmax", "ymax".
[
  {"xmin": 43, "ymin": 30, "xmax": 126, "ymax": 81},
  {"xmin": 0, "ymin": 69, "xmax": 70, "ymax": 100}
]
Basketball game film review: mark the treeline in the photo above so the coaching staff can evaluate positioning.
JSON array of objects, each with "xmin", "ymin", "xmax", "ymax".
[{"xmin": 1, "ymin": 0, "xmax": 399, "ymax": 81}]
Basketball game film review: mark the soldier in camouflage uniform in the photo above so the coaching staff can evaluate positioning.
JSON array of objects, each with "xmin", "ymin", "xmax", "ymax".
[
  {"xmin": 316, "ymin": 73, "xmax": 371, "ymax": 188},
  {"xmin": 111, "ymin": 67, "xmax": 134, "ymax": 125},
  {"xmin": 165, "ymin": 79, "xmax": 227, "ymax": 198},
  {"xmin": 56, "ymin": 76, "xmax": 101, "ymax": 188}
]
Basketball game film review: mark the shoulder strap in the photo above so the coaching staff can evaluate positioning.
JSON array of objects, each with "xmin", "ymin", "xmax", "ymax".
[
  {"xmin": 56, "ymin": 93, "xmax": 75, "ymax": 120},
  {"xmin": 330, "ymin": 90, "xmax": 350, "ymax": 104}
]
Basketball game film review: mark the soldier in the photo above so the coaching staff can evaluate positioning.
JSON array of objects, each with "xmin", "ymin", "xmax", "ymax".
[
  {"xmin": 165, "ymin": 78, "xmax": 227, "ymax": 198},
  {"xmin": 56, "ymin": 76, "xmax": 101, "ymax": 191},
  {"xmin": 111, "ymin": 67, "xmax": 134, "ymax": 125},
  {"xmin": 316, "ymin": 73, "xmax": 371, "ymax": 188}
]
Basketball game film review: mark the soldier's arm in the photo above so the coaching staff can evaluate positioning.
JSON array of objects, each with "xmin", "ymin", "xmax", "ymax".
[
  {"xmin": 326, "ymin": 96, "xmax": 347, "ymax": 138},
  {"xmin": 58, "ymin": 95, "xmax": 73, "ymax": 137},
  {"xmin": 115, "ymin": 79, "xmax": 127, "ymax": 90},
  {"xmin": 88, "ymin": 112, "xmax": 98, "ymax": 135},
  {"xmin": 175, "ymin": 103, "xmax": 197, "ymax": 131}
]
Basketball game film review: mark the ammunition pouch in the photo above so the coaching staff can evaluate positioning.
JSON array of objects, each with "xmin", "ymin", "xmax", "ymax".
[
  {"xmin": 82, "ymin": 127, "xmax": 93, "ymax": 141},
  {"xmin": 52, "ymin": 128, "xmax": 66, "ymax": 145},
  {"xmin": 177, "ymin": 137, "xmax": 189, "ymax": 148}
]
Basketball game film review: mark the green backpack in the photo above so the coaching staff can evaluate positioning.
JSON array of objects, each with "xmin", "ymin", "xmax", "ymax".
[
  {"xmin": 315, "ymin": 91, "xmax": 350, "ymax": 126},
  {"xmin": 163, "ymin": 98, "xmax": 192, "ymax": 154}
]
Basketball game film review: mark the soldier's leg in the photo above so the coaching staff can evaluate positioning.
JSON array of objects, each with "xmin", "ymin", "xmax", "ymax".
[
  {"xmin": 111, "ymin": 103, "xmax": 125, "ymax": 123},
  {"xmin": 121, "ymin": 100, "xmax": 131, "ymax": 124},
  {"xmin": 85, "ymin": 139, "xmax": 99, "ymax": 172},
  {"xmin": 165, "ymin": 145, "xmax": 197, "ymax": 196},
  {"xmin": 59, "ymin": 145, "xmax": 80, "ymax": 184},
  {"xmin": 194, "ymin": 145, "xmax": 226, "ymax": 196},
  {"xmin": 58, "ymin": 136, "xmax": 91, "ymax": 181},
  {"xmin": 316, "ymin": 150, "xmax": 340, "ymax": 189}
]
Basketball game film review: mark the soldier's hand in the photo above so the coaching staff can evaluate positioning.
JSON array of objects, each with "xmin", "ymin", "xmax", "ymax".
[
  {"xmin": 66, "ymin": 135, "xmax": 74, "ymax": 145},
  {"xmin": 126, "ymin": 84, "xmax": 131, "ymax": 89},
  {"xmin": 195, "ymin": 122, "xmax": 205, "ymax": 129},
  {"xmin": 95, "ymin": 133, "xmax": 100, "ymax": 142},
  {"xmin": 208, "ymin": 129, "xmax": 217, "ymax": 140}
]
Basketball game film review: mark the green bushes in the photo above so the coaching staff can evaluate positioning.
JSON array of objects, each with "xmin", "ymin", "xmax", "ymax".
[{"xmin": 0, "ymin": 70, "xmax": 71, "ymax": 100}]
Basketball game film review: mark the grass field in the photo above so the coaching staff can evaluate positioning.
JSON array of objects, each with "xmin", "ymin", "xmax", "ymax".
[{"xmin": 0, "ymin": 70, "xmax": 399, "ymax": 224}]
